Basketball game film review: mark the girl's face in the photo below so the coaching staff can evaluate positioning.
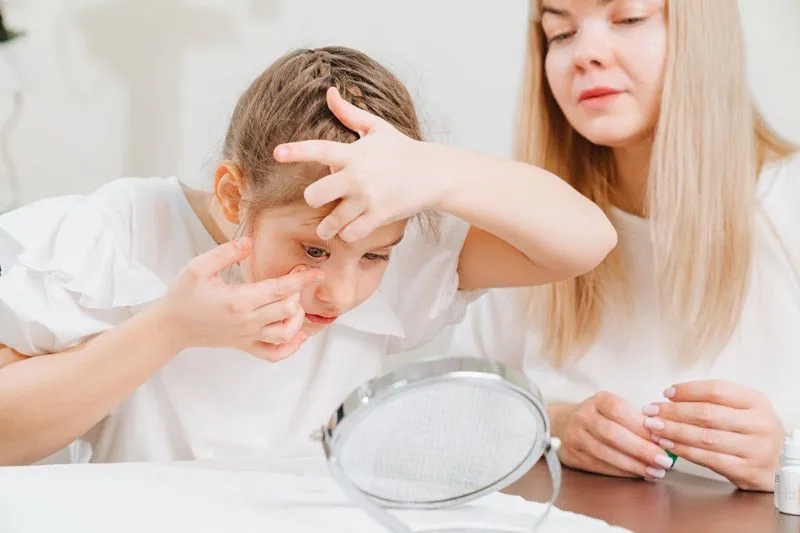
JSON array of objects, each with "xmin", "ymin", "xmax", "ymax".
[
  {"xmin": 541, "ymin": 0, "xmax": 668, "ymax": 147},
  {"xmin": 241, "ymin": 203, "xmax": 407, "ymax": 337}
]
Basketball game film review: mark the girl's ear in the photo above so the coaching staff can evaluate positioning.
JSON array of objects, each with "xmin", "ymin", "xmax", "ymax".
[{"xmin": 214, "ymin": 161, "xmax": 245, "ymax": 224}]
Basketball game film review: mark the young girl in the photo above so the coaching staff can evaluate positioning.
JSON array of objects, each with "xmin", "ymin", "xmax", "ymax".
[
  {"xmin": 449, "ymin": 0, "xmax": 799, "ymax": 491},
  {"xmin": 0, "ymin": 46, "xmax": 616, "ymax": 465}
]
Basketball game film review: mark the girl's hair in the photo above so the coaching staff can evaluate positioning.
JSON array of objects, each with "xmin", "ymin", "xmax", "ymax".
[
  {"xmin": 222, "ymin": 46, "xmax": 424, "ymax": 230},
  {"xmin": 520, "ymin": 0, "xmax": 798, "ymax": 363}
]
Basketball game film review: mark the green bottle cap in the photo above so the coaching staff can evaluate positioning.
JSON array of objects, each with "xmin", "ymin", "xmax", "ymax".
[{"xmin": 665, "ymin": 449, "xmax": 678, "ymax": 467}]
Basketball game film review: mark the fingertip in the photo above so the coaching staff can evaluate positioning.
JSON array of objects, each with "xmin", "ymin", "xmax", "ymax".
[
  {"xmin": 274, "ymin": 145, "xmax": 290, "ymax": 161},
  {"xmin": 234, "ymin": 236, "xmax": 252, "ymax": 254},
  {"xmin": 303, "ymin": 184, "xmax": 320, "ymax": 208},
  {"xmin": 316, "ymin": 225, "xmax": 334, "ymax": 241},
  {"xmin": 663, "ymin": 387, "xmax": 676, "ymax": 399}
]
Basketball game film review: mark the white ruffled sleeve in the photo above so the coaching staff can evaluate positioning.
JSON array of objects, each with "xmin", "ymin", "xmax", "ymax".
[
  {"xmin": 381, "ymin": 214, "xmax": 484, "ymax": 354},
  {"xmin": 0, "ymin": 195, "xmax": 167, "ymax": 355}
]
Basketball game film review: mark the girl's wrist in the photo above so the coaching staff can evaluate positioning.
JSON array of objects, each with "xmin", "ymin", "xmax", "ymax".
[
  {"xmin": 422, "ymin": 141, "xmax": 463, "ymax": 212},
  {"xmin": 143, "ymin": 300, "xmax": 194, "ymax": 357}
]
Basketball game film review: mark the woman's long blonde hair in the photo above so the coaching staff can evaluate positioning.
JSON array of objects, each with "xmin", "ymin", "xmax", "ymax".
[{"xmin": 520, "ymin": 0, "xmax": 798, "ymax": 364}]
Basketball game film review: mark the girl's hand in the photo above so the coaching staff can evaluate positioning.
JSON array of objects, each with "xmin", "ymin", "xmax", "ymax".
[
  {"xmin": 158, "ymin": 237, "xmax": 324, "ymax": 362},
  {"xmin": 552, "ymin": 392, "xmax": 678, "ymax": 481},
  {"xmin": 643, "ymin": 380, "xmax": 784, "ymax": 491},
  {"xmin": 273, "ymin": 87, "xmax": 452, "ymax": 243}
]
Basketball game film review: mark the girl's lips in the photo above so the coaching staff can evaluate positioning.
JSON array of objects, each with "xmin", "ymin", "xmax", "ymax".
[{"xmin": 305, "ymin": 313, "xmax": 337, "ymax": 325}]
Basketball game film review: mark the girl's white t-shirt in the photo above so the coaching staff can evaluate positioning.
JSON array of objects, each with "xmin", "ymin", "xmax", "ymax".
[
  {"xmin": 449, "ymin": 152, "xmax": 800, "ymax": 480},
  {"xmin": 0, "ymin": 177, "xmax": 476, "ymax": 463}
]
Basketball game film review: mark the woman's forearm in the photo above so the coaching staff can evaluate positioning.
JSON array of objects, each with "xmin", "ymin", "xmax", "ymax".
[
  {"xmin": 0, "ymin": 303, "xmax": 185, "ymax": 465},
  {"xmin": 435, "ymin": 145, "xmax": 617, "ymax": 277}
]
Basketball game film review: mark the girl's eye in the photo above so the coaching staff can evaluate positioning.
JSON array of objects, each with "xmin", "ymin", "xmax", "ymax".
[
  {"xmin": 304, "ymin": 246, "xmax": 330, "ymax": 260},
  {"xmin": 363, "ymin": 253, "xmax": 390, "ymax": 262}
]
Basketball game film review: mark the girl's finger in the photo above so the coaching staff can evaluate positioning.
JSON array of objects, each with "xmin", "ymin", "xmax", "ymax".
[
  {"xmin": 325, "ymin": 86, "xmax": 382, "ymax": 137},
  {"xmin": 253, "ymin": 293, "xmax": 300, "ymax": 327},
  {"xmin": 304, "ymin": 171, "xmax": 351, "ymax": 209},
  {"xmin": 249, "ymin": 331, "xmax": 307, "ymax": 363},
  {"xmin": 188, "ymin": 238, "xmax": 252, "ymax": 280},
  {"xmin": 273, "ymin": 140, "xmax": 350, "ymax": 167},
  {"xmin": 338, "ymin": 211, "xmax": 382, "ymax": 243},
  {"xmin": 243, "ymin": 269, "xmax": 324, "ymax": 308},
  {"xmin": 317, "ymin": 198, "xmax": 367, "ymax": 241},
  {"xmin": 259, "ymin": 303, "xmax": 306, "ymax": 345}
]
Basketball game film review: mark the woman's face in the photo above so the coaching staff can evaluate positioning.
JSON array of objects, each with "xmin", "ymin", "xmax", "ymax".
[
  {"xmin": 240, "ymin": 203, "xmax": 407, "ymax": 337},
  {"xmin": 541, "ymin": 0, "xmax": 668, "ymax": 147}
]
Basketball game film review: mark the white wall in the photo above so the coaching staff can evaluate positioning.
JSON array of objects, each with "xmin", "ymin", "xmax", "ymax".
[
  {"xmin": 1, "ymin": 1, "xmax": 798, "ymax": 206},
  {"xmin": 0, "ymin": 1, "xmax": 798, "ymax": 463},
  {"xmin": 0, "ymin": 0, "xmax": 530, "ymax": 208}
]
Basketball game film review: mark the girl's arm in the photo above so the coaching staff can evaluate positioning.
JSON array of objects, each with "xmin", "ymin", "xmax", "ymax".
[
  {"xmin": 0, "ymin": 239, "xmax": 320, "ymax": 465},
  {"xmin": 0, "ymin": 305, "xmax": 182, "ymax": 465},
  {"xmin": 435, "ymin": 145, "xmax": 616, "ymax": 289},
  {"xmin": 274, "ymin": 88, "xmax": 616, "ymax": 289}
]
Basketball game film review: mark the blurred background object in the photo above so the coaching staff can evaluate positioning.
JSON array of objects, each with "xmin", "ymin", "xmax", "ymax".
[{"xmin": 0, "ymin": 1, "xmax": 25, "ymax": 212}]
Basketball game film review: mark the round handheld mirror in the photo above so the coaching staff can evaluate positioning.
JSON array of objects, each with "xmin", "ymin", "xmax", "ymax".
[{"xmin": 314, "ymin": 357, "xmax": 562, "ymax": 533}]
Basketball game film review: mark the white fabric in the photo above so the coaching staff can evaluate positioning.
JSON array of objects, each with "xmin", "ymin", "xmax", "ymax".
[
  {"xmin": 0, "ymin": 460, "xmax": 631, "ymax": 533},
  {"xmin": 449, "ymin": 152, "xmax": 800, "ymax": 481},
  {"xmin": 0, "ymin": 176, "xmax": 477, "ymax": 463}
]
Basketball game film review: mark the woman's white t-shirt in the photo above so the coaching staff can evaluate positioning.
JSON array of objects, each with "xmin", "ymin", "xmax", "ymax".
[
  {"xmin": 449, "ymin": 152, "xmax": 800, "ymax": 480},
  {"xmin": 0, "ymin": 177, "xmax": 476, "ymax": 463}
]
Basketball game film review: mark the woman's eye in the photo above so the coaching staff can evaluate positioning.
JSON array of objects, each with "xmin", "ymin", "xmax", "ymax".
[
  {"xmin": 363, "ymin": 253, "xmax": 390, "ymax": 262},
  {"xmin": 304, "ymin": 246, "xmax": 329, "ymax": 260},
  {"xmin": 616, "ymin": 16, "xmax": 646, "ymax": 26},
  {"xmin": 549, "ymin": 31, "xmax": 575, "ymax": 44}
]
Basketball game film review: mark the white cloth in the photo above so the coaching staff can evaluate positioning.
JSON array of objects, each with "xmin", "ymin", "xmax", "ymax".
[
  {"xmin": 0, "ymin": 460, "xmax": 631, "ymax": 533},
  {"xmin": 0, "ymin": 176, "xmax": 478, "ymax": 463},
  {"xmin": 449, "ymin": 152, "xmax": 800, "ymax": 480}
]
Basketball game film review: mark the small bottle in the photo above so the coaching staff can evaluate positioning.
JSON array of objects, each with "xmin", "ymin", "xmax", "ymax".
[{"xmin": 775, "ymin": 429, "xmax": 800, "ymax": 516}]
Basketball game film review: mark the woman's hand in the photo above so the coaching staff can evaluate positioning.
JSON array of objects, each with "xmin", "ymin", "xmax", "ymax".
[
  {"xmin": 552, "ymin": 392, "xmax": 678, "ymax": 481},
  {"xmin": 273, "ymin": 87, "xmax": 452, "ymax": 243},
  {"xmin": 642, "ymin": 380, "xmax": 784, "ymax": 491},
  {"xmin": 158, "ymin": 237, "xmax": 324, "ymax": 362}
]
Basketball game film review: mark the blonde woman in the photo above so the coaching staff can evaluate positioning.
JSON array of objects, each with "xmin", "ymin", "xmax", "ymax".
[{"xmin": 448, "ymin": 0, "xmax": 799, "ymax": 491}]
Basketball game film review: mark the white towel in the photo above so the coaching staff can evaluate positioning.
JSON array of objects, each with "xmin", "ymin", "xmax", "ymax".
[{"xmin": 0, "ymin": 460, "xmax": 631, "ymax": 533}]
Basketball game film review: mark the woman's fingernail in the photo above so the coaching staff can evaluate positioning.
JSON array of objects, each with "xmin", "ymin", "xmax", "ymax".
[
  {"xmin": 659, "ymin": 438, "xmax": 676, "ymax": 450},
  {"xmin": 654, "ymin": 454, "xmax": 674, "ymax": 469},
  {"xmin": 644, "ymin": 417, "xmax": 665, "ymax": 431},
  {"xmin": 663, "ymin": 387, "xmax": 676, "ymax": 399},
  {"xmin": 642, "ymin": 404, "xmax": 659, "ymax": 416},
  {"xmin": 275, "ymin": 146, "xmax": 289, "ymax": 159},
  {"xmin": 646, "ymin": 467, "xmax": 666, "ymax": 479}
]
